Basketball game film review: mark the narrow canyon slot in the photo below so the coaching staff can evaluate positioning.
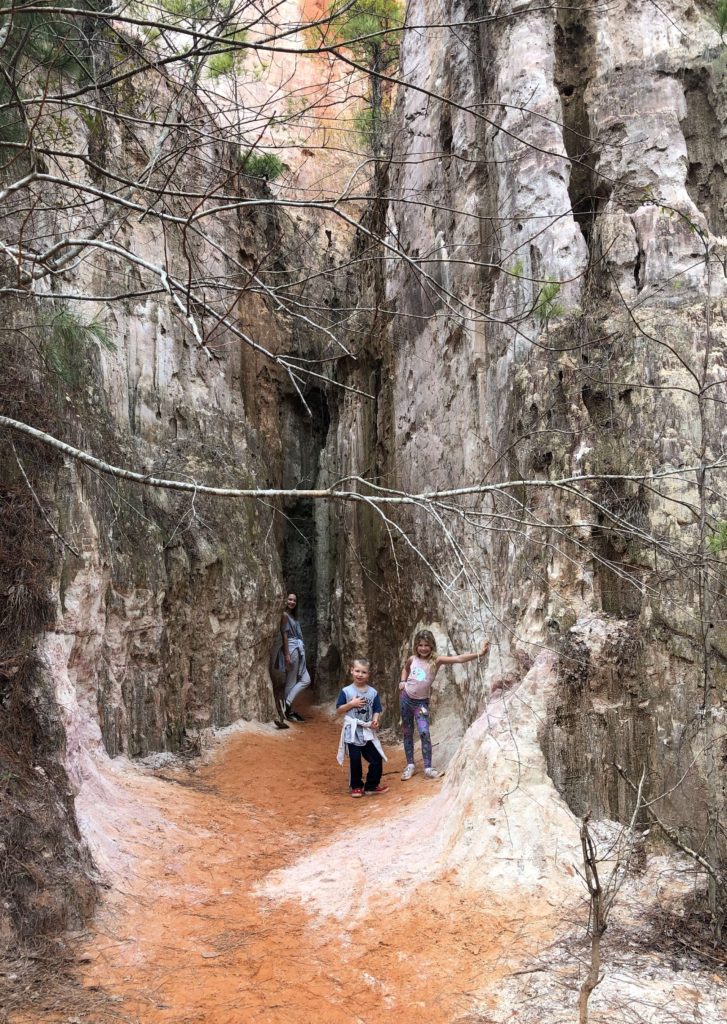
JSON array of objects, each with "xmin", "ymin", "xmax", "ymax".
[{"xmin": 2, "ymin": 2, "xmax": 727, "ymax": 1023}]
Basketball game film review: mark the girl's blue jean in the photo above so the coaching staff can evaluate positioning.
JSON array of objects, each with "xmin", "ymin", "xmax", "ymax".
[{"xmin": 400, "ymin": 693, "xmax": 432, "ymax": 768}]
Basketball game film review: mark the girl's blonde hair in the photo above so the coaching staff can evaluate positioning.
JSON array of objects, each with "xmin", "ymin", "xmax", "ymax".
[{"xmin": 413, "ymin": 629, "xmax": 437, "ymax": 662}]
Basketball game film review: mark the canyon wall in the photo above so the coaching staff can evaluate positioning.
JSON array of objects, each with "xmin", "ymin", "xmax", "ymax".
[
  {"xmin": 335, "ymin": 0, "xmax": 727, "ymax": 832},
  {"xmin": 4, "ymin": 0, "xmax": 727, "ymax": 954},
  {"xmin": 0, "ymin": 60, "xmax": 352, "ymax": 944}
]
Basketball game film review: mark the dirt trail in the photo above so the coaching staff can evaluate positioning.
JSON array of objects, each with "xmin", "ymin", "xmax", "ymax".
[{"xmin": 74, "ymin": 706, "xmax": 541, "ymax": 1023}]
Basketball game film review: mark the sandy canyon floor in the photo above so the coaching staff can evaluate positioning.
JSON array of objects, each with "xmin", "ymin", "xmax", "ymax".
[
  {"xmin": 9, "ymin": 696, "xmax": 727, "ymax": 1024},
  {"xmin": 17, "ymin": 705, "xmax": 550, "ymax": 1024}
]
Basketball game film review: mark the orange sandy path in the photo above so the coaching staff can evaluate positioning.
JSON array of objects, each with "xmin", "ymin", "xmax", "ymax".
[{"xmin": 79, "ymin": 708, "xmax": 536, "ymax": 1023}]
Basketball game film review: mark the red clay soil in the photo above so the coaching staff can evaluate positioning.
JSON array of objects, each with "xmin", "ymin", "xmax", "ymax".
[{"xmin": 32, "ymin": 707, "xmax": 545, "ymax": 1023}]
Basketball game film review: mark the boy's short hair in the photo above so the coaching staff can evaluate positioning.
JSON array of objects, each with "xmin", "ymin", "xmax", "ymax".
[{"xmin": 350, "ymin": 657, "xmax": 370, "ymax": 668}]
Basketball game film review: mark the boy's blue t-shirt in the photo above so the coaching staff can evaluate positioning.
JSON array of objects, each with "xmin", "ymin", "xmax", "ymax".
[{"xmin": 336, "ymin": 684, "xmax": 382, "ymax": 745}]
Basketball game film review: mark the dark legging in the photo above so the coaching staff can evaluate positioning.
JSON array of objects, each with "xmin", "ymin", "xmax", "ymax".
[
  {"xmin": 347, "ymin": 741, "xmax": 383, "ymax": 791},
  {"xmin": 400, "ymin": 693, "xmax": 432, "ymax": 768}
]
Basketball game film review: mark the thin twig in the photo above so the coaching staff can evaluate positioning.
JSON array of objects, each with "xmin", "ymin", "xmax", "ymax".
[{"xmin": 10, "ymin": 440, "xmax": 81, "ymax": 557}]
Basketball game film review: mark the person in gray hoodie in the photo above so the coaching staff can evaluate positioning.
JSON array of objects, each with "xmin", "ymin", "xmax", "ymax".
[{"xmin": 275, "ymin": 592, "xmax": 311, "ymax": 722}]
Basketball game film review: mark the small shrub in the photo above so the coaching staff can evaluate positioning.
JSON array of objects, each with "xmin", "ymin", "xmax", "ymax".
[
  {"xmin": 238, "ymin": 150, "xmax": 285, "ymax": 181},
  {"xmin": 207, "ymin": 51, "xmax": 235, "ymax": 78},
  {"xmin": 718, "ymin": 0, "xmax": 727, "ymax": 40},
  {"xmin": 708, "ymin": 522, "xmax": 727, "ymax": 553},
  {"xmin": 352, "ymin": 106, "xmax": 388, "ymax": 149},
  {"xmin": 535, "ymin": 279, "xmax": 564, "ymax": 325},
  {"xmin": 206, "ymin": 29, "xmax": 247, "ymax": 79},
  {"xmin": 42, "ymin": 306, "xmax": 114, "ymax": 388},
  {"xmin": 508, "ymin": 258, "xmax": 525, "ymax": 278}
]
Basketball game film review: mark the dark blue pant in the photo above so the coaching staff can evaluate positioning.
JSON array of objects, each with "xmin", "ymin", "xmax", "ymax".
[
  {"xmin": 400, "ymin": 694, "xmax": 432, "ymax": 768},
  {"xmin": 347, "ymin": 741, "xmax": 383, "ymax": 791}
]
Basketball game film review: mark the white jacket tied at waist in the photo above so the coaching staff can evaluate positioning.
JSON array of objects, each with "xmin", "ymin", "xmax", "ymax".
[{"xmin": 336, "ymin": 715, "xmax": 388, "ymax": 765}]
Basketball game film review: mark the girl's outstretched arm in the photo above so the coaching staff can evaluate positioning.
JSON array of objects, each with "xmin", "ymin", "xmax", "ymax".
[{"xmin": 436, "ymin": 640, "xmax": 490, "ymax": 667}]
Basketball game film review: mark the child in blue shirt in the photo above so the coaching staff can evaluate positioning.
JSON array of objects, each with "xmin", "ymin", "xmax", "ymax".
[{"xmin": 335, "ymin": 659, "xmax": 389, "ymax": 798}]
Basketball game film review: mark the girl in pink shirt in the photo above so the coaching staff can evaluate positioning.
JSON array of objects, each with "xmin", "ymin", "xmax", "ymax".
[{"xmin": 399, "ymin": 629, "xmax": 489, "ymax": 780}]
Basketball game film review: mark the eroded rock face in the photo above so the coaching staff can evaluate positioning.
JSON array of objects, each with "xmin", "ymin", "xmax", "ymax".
[
  {"xmin": 8, "ymin": 63, "xmax": 357, "ymax": 762},
  {"xmin": 35, "ymin": 182, "xmax": 283, "ymax": 759},
  {"xmin": 338, "ymin": 0, "xmax": 727, "ymax": 829},
  {"xmin": 5, "ymin": 0, "xmax": 727, "ymax": 953},
  {"xmin": 1, "ymin": 62, "xmax": 346, "ymax": 943}
]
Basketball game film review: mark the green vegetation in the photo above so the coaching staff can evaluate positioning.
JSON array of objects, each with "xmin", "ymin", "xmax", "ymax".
[
  {"xmin": 0, "ymin": 0, "xmax": 103, "ymax": 165},
  {"xmin": 508, "ymin": 258, "xmax": 525, "ymax": 278},
  {"xmin": 42, "ymin": 305, "xmax": 114, "ymax": 389},
  {"xmin": 318, "ymin": 0, "xmax": 403, "ymax": 64},
  {"xmin": 352, "ymin": 106, "xmax": 379, "ymax": 148},
  {"xmin": 207, "ymin": 50, "xmax": 235, "ymax": 78},
  {"xmin": 146, "ymin": 0, "xmax": 234, "ymax": 26},
  {"xmin": 205, "ymin": 29, "xmax": 248, "ymax": 78},
  {"xmin": 505, "ymin": 262, "xmax": 565, "ymax": 328},
  {"xmin": 238, "ymin": 150, "xmax": 285, "ymax": 181},
  {"xmin": 708, "ymin": 522, "xmax": 727, "ymax": 554},
  {"xmin": 137, "ymin": 0, "xmax": 248, "ymax": 77},
  {"xmin": 718, "ymin": 0, "xmax": 727, "ymax": 40},
  {"xmin": 313, "ymin": 0, "xmax": 404, "ymax": 155},
  {"xmin": 13, "ymin": 2, "xmax": 100, "ymax": 77},
  {"xmin": 535, "ymin": 279, "xmax": 564, "ymax": 326}
]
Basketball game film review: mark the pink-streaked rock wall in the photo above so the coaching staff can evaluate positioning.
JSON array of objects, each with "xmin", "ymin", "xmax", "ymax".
[{"xmin": 322, "ymin": 0, "xmax": 727, "ymax": 829}]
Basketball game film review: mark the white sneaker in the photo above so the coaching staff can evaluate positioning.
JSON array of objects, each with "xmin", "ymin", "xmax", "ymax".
[
  {"xmin": 424, "ymin": 767, "xmax": 441, "ymax": 779},
  {"xmin": 401, "ymin": 764, "xmax": 416, "ymax": 781}
]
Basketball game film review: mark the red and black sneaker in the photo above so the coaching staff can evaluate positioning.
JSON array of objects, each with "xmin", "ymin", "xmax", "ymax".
[
  {"xmin": 350, "ymin": 788, "xmax": 364, "ymax": 798},
  {"xmin": 364, "ymin": 785, "xmax": 390, "ymax": 796}
]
